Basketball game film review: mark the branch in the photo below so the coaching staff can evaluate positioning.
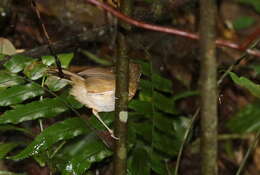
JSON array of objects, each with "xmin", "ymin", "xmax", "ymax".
[
  {"xmin": 199, "ymin": 0, "xmax": 218, "ymax": 174},
  {"xmin": 30, "ymin": 0, "xmax": 63, "ymax": 77},
  {"xmin": 85, "ymin": 0, "xmax": 260, "ymax": 57},
  {"xmin": 114, "ymin": 34, "xmax": 129, "ymax": 175},
  {"xmin": 113, "ymin": 0, "xmax": 132, "ymax": 175}
]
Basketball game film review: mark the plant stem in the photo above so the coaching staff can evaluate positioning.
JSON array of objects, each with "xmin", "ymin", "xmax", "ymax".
[
  {"xmin": 86, "ymin": 0, "xmax": 260, "ymax": 57},
  {"xmin": 113, "ymin": 0, "xmax": 132, "ymax": 174},
  {"xmin": 235, "ymin": 130, "xmax": 260, "ymax": 175},
  {"xmin": 113, "ymin": 34, "xmax": 129, "ymax": 175},
  {"xmin": 199, "ymin": 0, "xmax": 218, "ymax": 175}
]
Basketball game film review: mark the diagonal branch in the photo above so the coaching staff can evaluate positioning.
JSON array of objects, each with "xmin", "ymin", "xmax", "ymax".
[
  {"xmin": 85, "ymin": 0, "xmax": 260, "ymax": 57},
  {"xmin": 30, "ymin": 0, "xmax": 64, "ymax": 77}
]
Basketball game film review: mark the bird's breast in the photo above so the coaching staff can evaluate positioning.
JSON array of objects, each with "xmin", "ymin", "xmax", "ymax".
[{"xmin": 70, "ymin": 82, "xmax": 115, "ymax": 112}]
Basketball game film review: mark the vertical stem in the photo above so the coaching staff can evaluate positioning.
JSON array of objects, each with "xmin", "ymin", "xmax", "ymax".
[
  {"xmin": 113, "ymin": 0, "xmax": 132, "ymax": 175},
  {"xmin": 199, "ymin": 0, "xmax": 218, "ymax": 175},
  {"xmin": 114, "ymin": 33, "xmax": 129, "ymax": 175}
]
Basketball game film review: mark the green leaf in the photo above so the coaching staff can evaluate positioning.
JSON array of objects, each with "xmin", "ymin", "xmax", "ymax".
[
  {"xmin": 147, "ymin": 150, "xmax": 168, "ymax": 175},
  {"xmin": 140, "ymin": 76, "xmax": 173, "ymax": 95},
  {"xmin": 136, "ymin": 60, "xmax": 151, "ymax": 77},
  {"xmin": 138, "ymin": 91, "xmax": 178, "ymax": 114},
  {"xmin": 237, "ymin": 0, "xmax": 260, "ymax": 13},
  {"xmin": 250, "ymin": 64, "xmax": 260, "ymax": 75},
  {"xmin": 0, "ymin": 71, "xmax": 25, "ymax": 88},
  {"xmin": 45, "ymin": 76, "xmax": 70, "ymax": 91},
  {"xmin": 138, "ymin": 91, "xmax": 177, "ymax": 114},
  {"xmin": 127, "ymin": 121, "xmax": 138, "ymax": 146},
  {"xmin": 173, "ymin": 90, "xmax": 199, "ymax": 101},
  {"xmin": 42, "ymin": 53, "xmax": 74, "ymax": 68},
  {"xmin": 153, "ymin": 131, "xmax": 180, "ymax": 156},
  {"xmin": 58, "ymin": 53, "xmax": 74, "ymax": 68},
  {"xmin": 10, "ymin": 117, "xmax": 90, "ymax": 160},
  {"xmin": 0, "ymin": 54, "xmax": 5, "ymax": 60},
  {"xmin": 153, "ymin": 113, "xmax": 190, "ymax": 140},
  {"xmin": 131, "ymin": 122, "xmax": 152, "ymax": 142},
  {"xmin": 23, "ymin": 61, "xmax": 47, "ymax": 80},
  {"xmin": 64, "ymin": 95, "xmax": 84, "ymax": 109},
  {"xmin": 4, "ymin": 55, "xmax": 34, "ymax": 73},
  {"xmin": 129, "ymin": 145, "xmax": 151, "ymax": 175},
  {"xmin": 0, "ymin": 171, "xmax": 26, "ymax": 175},
  {"xmin": 139, "ymin": 79, "xmax": 153, "ymax": 96},
  {"xmin": 152, "ymin": 74, "xmax": 173, "ymax": 93},
  {"xmin": 88, "ymin": 112, "xmax": 114, "ymax": 130},
  {"xmin": 0, "ymin": 83, "xmax": 45, "ymax": 106},
  {"xmin": 80, "ymin": 50, "xmax": 113, "ymax": 66},
  {"xmin": 0, "ymin": 142, "xmax": 20, "ymax": 159},
  {"xmin": 137, "ymin": 61, "xmax": 173, "ymax": 94},
  {"xmin": 154, "ymin": 112, "xmax": 175, "ymax": 135},
  {"xmin": 41, "ymin": 55, "xmax": 54, "ymax": 66},
  {"xmin": 138, "ymin": 90, "xmax": 152, "ymax": 102},
  {"xmin": 154, "ymin": 91, "xmax": 178, "ymax": 114},
  {"xmin": 59, "ymin": 135, "xmax": 112, "ymax": 175},
  {"xmin": 33, "ymin": 152, "xmax": 48, "ymax": 167},
  {"xmin": 0, "ymin": 97, "xmax": 73, "ymax": 124},
  {"xmin": 0, "ymin": 125, "xmax": 32, "ymax": 135},
  {"xmin": 229, "ymin": 72, "xmax": 260, "ymax": 98},
  {"xmin": 233, "ymin": 16, "xmax": 255, "ymax": 30},
  {"xmin": 172, "ymin": 117, "xmax": 190, "ymax": 141},
  {"xmin": 227, "ymin": 101, "xmax": 260, "ymax": 133},
  {"xmin": 129, "ymin": 100, "xmax": 153, "ymax": 115}
]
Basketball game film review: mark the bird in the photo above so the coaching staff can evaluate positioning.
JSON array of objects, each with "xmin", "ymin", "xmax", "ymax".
[{"xmin": 51, "ymin": 63, "xmax": 140, "ymax": 139}]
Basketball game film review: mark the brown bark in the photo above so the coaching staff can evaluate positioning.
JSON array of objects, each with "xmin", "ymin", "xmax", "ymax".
[
  {"xmin": 113, "ymin": 0, "xmax": 132, "ymax": 174},
  {"xmin": 113, "ymin": 33, "xmax": 129, "ymax": 175},
  {"xmin": 199, "ymin": 0, "xmax": 218, "ymax": 175}
]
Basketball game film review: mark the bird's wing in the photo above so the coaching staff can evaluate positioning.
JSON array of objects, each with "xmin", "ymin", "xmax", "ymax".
[{"xmin": 84, "ymin": 77, "xmax": 115, "ymax": 93}]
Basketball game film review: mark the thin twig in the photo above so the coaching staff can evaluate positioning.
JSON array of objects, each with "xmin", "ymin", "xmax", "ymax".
[
  {"xmin": 235, "ymin": 130, "xmax": 260, "ymax": 175},
  {"xmin": 30, "ymin": 0, "xmax": 64, "ymax": 77},
  {"xmin": 217, "ymin": 39, "xmax": 260, "ymax": 85},
  {"xmin": 20, "ymin": 75, "xmax": 112, "ymax": 148},
  {"xmin": 174, "ymin": 108, "xmax": 200, "ymax": 175},
  {"xmin": 85, "ymin": 0, "xmax": 260, "ymax": 57},
  {"xmin": 81, "ymin": 0, "xmax": 260, "ymax": 173}
]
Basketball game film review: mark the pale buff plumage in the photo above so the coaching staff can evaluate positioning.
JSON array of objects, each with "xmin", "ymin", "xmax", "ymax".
[{"xmin": 59, "ymin": 64, "xmax": 140, "ymax": 139}]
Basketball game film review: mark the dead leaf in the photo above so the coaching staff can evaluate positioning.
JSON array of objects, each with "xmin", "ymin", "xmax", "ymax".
[{"xmin": 0, "ymin": 38, "xmax": 16, "ymax": 55}]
